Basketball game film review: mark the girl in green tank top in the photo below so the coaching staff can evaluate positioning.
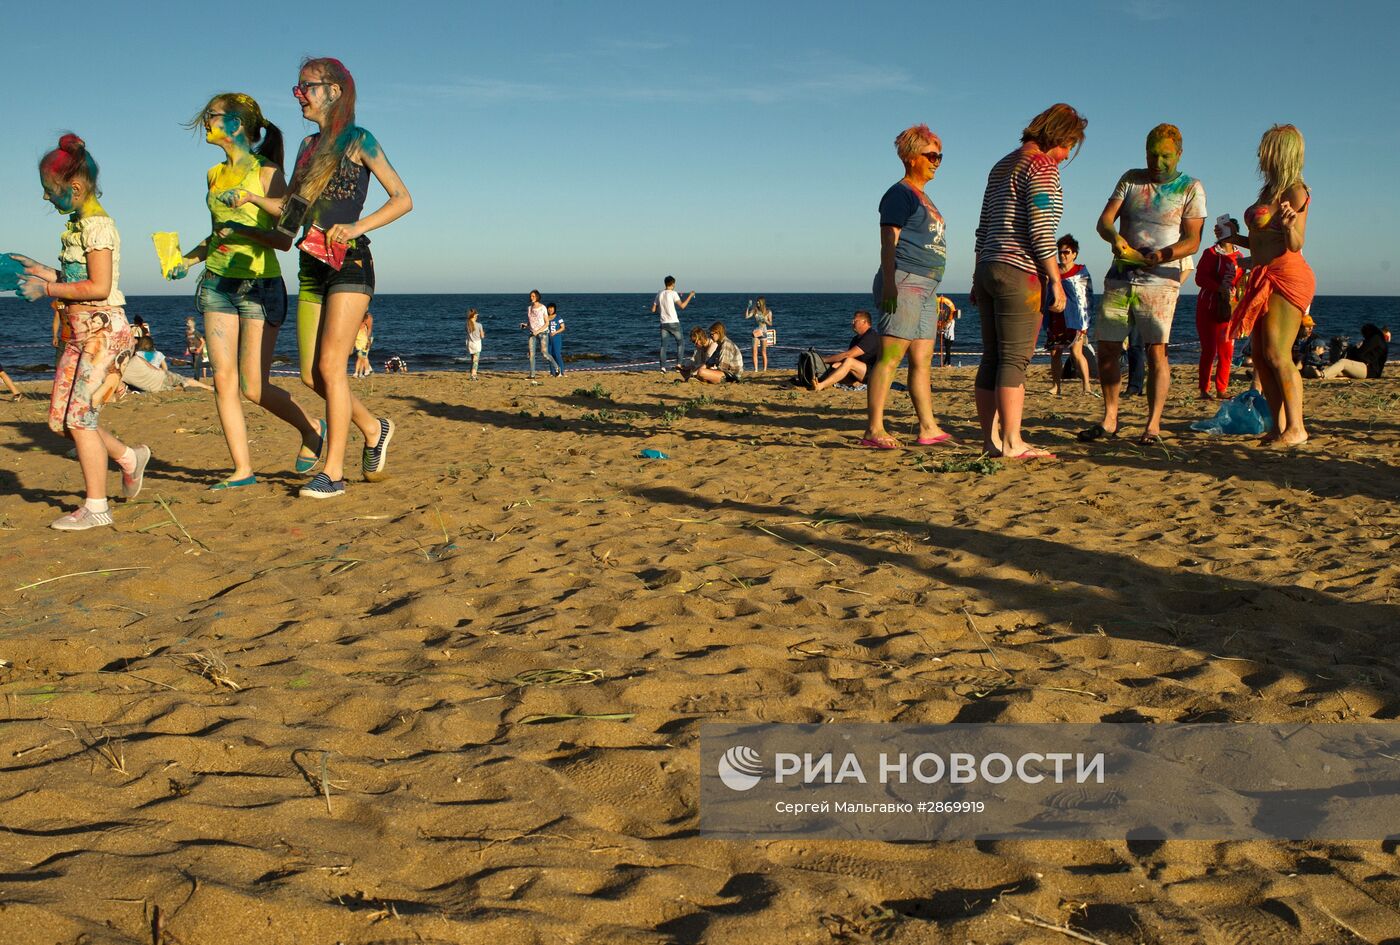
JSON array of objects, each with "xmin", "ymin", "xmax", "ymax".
[{"xmin": 167, "ymin": 93, "xmax": 325, "ymax": 489}]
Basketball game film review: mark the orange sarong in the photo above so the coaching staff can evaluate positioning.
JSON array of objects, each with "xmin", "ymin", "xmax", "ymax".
[{"xmin": 1227, "ymin": 251, "xmax": 1315, "ymax": 340}]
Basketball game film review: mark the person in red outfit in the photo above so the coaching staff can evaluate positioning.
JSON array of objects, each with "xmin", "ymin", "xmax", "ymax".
[{"xmin": 1194, "ymin": 215, "xmax": 1245, "ymax": 398}]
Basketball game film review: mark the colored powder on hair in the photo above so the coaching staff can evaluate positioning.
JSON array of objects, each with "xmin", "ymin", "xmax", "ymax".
[
  {"xmin": 151, "ymin": 232, "xmax": 182, "ymax": 279},
  {"xmin": 0, "ymin": 253, "xmax": 25, "ymax": 292}
]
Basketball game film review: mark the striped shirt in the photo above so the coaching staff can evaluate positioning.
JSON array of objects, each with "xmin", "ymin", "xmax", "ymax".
[{"xmin": 974, "ymin": 147, "xmax": 1063, "ymax": 273}]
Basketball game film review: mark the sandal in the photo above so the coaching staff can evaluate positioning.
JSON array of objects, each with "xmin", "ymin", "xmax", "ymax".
[
  {"xmin": 1137, "ymin": 433, "xmax": 1166, "ymax": 446},
  {"xmin": 1076, "ymin": 423, "xmax": 1117, "ymax": 442},
  {"xmin": 858, "ymin": 436, "xmax": 900, "ymax": 450}
]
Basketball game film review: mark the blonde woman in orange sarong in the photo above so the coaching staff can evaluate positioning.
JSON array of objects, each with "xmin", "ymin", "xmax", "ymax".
[{"xmin": 1225, "ymin": 124, "xmax": 1315, "ymax": 447}]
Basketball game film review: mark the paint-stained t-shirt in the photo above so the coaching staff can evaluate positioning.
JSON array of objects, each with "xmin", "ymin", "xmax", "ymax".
[
  {"xmin": 1107, "ymin": 170, "xmax": 1207, "ymax": 286},
  {"xmin": 879, "ymin": 182, "xmax": 947, "ymax": 282}
]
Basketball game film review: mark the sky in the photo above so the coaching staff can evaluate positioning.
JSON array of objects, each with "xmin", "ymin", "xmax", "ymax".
[{"xmin": 2, "ymin": 0, "xmax": 1397, "ymax": 296}]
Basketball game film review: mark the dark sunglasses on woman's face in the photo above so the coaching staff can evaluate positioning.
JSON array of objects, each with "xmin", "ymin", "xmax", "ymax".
[
  {"xmin": 293, "ymin": 81, "xmax": 333, "ymax": 97},
  {"xmin": 922, "ymin": 151, "xmax": 942, "ymax": 164}
]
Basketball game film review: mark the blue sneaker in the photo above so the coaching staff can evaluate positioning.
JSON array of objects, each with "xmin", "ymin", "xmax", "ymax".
[
  {"xmin": 361, "ymin": 417, "xmax": 395, "ymax": 481},
  {"xmin": 298, "ymin": 472, "xmax": 345, "ymax": 499}
]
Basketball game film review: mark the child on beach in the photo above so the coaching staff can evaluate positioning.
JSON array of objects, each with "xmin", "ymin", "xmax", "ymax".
[
  {"xmin": 184, "ymin": 316, "xmax": 209, "ymax": 379},
  {"xmin": 465, "ymin": 308, "xmax": 484, "ymax": 378},
  {"xmin": 225, "ymin": 57, "xmax": 412, "ymax": 498},
  {"xmin": 8, "ymin": 134, "xmax": 151, "ymax": 530},
  {"xmin": 354, "ymin": 312, "xmax": 374, "ymax": 378},
  {"xmin": 547, "ymin": 302, "xmax": 566, "ymax": 376}
]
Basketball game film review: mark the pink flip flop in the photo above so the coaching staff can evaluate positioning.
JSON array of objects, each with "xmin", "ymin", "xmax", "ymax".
[
  {"xmin": 915, "ymin": 433, "xmax": 955, "ymax": 446},
  {"xmin": 858, "ymin": 436, "xmax": 900, "ymax": 450}
]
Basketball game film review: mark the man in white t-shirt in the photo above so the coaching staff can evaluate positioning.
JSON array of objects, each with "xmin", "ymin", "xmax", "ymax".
[{"xmin": 650, "ymin": 275, "xmax": 694, "ymax": 372}]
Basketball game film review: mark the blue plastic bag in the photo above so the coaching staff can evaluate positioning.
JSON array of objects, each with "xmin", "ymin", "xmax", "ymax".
[
  {"xmin": 1190, "ymin": 389, "xmax": 1273, "ymax": 435},
  {"xmin": 639, "ymin": 448, "xmax": 669, "ymax": 459},
  {"xmin": 0, "ymin": 254, "xmax": 26, "ymax": 292}
]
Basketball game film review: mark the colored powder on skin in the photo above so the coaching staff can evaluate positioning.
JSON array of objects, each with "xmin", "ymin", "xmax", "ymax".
[
  {"xmin": 151, "ymin": 232, "xmax": 182, "ymax": 279},
  {"xmin": 0, "ymin": 253, "xmax": 25, "ymax": 291}
]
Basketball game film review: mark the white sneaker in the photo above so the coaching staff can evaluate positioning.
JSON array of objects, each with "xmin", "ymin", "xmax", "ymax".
[
  {"xmin": 50, "ymin": 507, "xmax": 114, "ymax": 531},
  {"xmin": 122, "ymin": 445, "xmax": 151, "ymax": 500}
]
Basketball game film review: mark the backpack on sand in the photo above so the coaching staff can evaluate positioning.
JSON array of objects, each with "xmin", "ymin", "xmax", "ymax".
[{"xmin": 795, "ymin": 348, "xmax": 823, "ymax": 388}]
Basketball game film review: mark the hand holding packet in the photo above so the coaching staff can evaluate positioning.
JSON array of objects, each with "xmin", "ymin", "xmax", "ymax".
[
  {"xmin": 151, "ymin": 232, "xmax": 183, "ymax": 279},
  {"xmin": 299, "ymin": 225, "xmax": 347, "ymax": 271}
]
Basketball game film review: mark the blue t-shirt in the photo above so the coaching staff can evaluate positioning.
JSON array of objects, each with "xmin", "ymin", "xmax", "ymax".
[
  {"xmin": 548, "ymin": 317, "xmax": 565, "ymax": 337},
  {"xmin": 879, "ymin": 182, "xmax": 947, "ymax": 281}
]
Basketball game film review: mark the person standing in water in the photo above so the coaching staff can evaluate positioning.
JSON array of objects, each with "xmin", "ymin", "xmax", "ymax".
[
  {"xmin": 168, "ymin": 92, "xmax": 325, "ymax": 489},
  {"xmin": 227, "ymin": 57, "xmax": 412, "ymax": 498},
  {"xmin": 10, "ymin": 135, "xmax": 151, "ymax": 529}
]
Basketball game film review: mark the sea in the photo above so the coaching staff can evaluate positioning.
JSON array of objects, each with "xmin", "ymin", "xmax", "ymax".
[{"xmin": 2, "ymin": 293, "xmax": 1395, "ymax": 380}]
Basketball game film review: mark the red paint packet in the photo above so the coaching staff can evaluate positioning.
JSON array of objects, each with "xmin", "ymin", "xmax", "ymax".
[{"xmin": 300, "ymin": 226, "xmax": 347, "ymax": 271}]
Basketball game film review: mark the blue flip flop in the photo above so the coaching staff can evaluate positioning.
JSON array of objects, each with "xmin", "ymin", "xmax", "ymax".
[
  {"xmin": 209, "ymin": 475, "xmax": 258, "ymax": 490},
  {"xmin": 294, "ymin": 419, "xmax": 328, "ymax": 474}
]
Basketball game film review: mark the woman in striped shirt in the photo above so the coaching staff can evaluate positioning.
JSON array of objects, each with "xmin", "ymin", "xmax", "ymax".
[{"xmin": 972, "ymin": 103, "xmax": 1087, "ymax": 460}]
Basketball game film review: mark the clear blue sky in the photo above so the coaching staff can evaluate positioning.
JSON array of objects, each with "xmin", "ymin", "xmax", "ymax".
[{"xmin": 2, "ymin": 0, "xmax": 1396, "ymax": 296}]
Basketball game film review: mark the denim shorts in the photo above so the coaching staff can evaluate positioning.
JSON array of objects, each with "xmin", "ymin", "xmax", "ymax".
[
  {"xmin": 872, "ymin": 269, "xmax": 940, "ymax": 340},
  {"xmin": 196, "ymin": 271, "xmax": 289, "ymax": 328},
  {"xmin": 298, "ymin": 243, "xmax": 375, "ymax": 305}
]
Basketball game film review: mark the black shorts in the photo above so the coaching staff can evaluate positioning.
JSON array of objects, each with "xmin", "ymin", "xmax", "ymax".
[{"xmin": 298, "ymin": 242, "xmax": 375, "ymax": 304}]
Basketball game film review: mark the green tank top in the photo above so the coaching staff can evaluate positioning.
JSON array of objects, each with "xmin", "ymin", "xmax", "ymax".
[{"xmin": 205, "ymin": 157, "xmax": 281, "ymax": 279}]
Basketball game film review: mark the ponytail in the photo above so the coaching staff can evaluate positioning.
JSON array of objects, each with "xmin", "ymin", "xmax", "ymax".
[{"xmin": 186, "ymin": 92, "xmax": 283, "ymax": 173}]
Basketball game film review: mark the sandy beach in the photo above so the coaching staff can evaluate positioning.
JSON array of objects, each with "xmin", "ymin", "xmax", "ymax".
[{"xmin": 1, "ymin": 366, "xmax": 1397, "ymax": 944}]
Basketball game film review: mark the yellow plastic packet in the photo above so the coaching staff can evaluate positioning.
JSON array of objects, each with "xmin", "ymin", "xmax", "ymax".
[{"xmin": 151, "ymin": 232, "xmax": 182, "ymax": 279}]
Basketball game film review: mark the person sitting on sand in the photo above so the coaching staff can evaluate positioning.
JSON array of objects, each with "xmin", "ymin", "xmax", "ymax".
[
  {"xmin": 678, "ymin": 326, "xmax": 712, "ymax": 380},
  {"xmin": 123, "ymin": 336, "xmax": 213, "ymax": 392},
  {"xmin": 809, "ymin": 310, "xmax": 881, "ymax": 391},
  {"xmin": 689, "ymin": 322, "xmax": 744, "ymax": 384},
  {"xmin": 1299, "ymin": 337, "xmax": 1328, "ymax": 379},
  {"xmin": 1322, "ymin": 324, "xmax": 1390, "ymax": 379}
]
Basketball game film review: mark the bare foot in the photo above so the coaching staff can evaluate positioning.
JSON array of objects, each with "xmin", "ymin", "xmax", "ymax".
[
  {"xmin": 1270, "ymin": 429, "xmax": 1309, "ymax": 448},
  {"xmin": 1003, "ymin": 443, "xmax": 1057, "ymax": 460}
]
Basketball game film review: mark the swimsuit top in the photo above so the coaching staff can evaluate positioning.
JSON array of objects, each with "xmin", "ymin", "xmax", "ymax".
[{"xmin": 1246, "ymin": 186, "xmax": 1310, "ymax": 231}]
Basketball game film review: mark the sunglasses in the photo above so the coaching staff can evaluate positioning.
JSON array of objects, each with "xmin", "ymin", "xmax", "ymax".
[
  {"xmin": 293, "ymin": 81, "xmax": 333, "ymax": 97},
  {"xmin": 922, "ymin": 150, "xmax": 943, "ymax": 164}
]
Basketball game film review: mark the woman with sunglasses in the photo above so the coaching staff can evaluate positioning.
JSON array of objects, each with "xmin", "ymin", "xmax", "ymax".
[
  {"xmin": 168, "ymin": 93, "xmax": 326, "ymax": 489},
  {"xmin": 861, "ymin": 124, "xmax": 952, "ymax": 450},
  {"xmin": 227, "ymin": 57, "xmax": 412, "ymax": 498}
]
